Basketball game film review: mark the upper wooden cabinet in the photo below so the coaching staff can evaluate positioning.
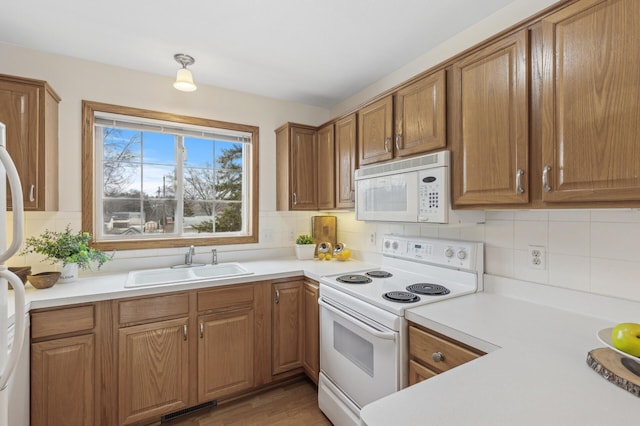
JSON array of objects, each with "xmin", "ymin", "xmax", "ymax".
[
  {"xmin": 317, "ymin": 123, "xmax": 335, "ymax": 209},
  {"xmin": 451, "ymin": 30, "xmax": 529, "ymax": 206},
  {"xmin": 0, "ymin": 74, "xmax": 60, "ymax": 211},
  {"xmin": 335, "ymin": 113, "xmax": 357, "ymax": 208},
  {"xmin": 394, "ymin": 70, "xmax": 447, "ymax": 157},
  {"xmin": 540, "ymin": 0, "xmax": 640, "ymax": 203},
  {"xmin": 358, "ymin": 96, "xmax": 394, "ymax": 165},
  {"xmin": 275, "ymin": 123, "xmax": 317, "ymax": 210}
]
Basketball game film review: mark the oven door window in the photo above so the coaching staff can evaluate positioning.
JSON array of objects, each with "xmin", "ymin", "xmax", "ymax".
[
  {"xmin": 334, "ymin": 321, "xmax": 374, "ymax": 377},
  {"xmin": 320, "ymin": 303, "xmax": 399, "ymax": 409}
]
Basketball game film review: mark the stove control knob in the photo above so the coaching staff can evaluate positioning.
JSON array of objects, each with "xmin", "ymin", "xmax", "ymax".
[
  {"xmin": 384, "ymin": 240, "xmax": 391, "ymax": 249},
  {"xmin": 432, "ymin": 352, "xmax": 445, "ymax": 363},
  {"xmin": 444, "ymin": 248, "xmax": 454, "ymax": 258},
  {"xmin": 392, "ymin": 241, "xmax": 399, "ymax": 250},
  {"xmin": 456, "ymin": 250, "xmax": 467, "ymax": 260}
]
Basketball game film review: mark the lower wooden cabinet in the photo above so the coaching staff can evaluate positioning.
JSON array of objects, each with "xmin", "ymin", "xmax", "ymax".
[
  {"xmin": 198, "ymin": 307, "xmax": 254, "ymax": 401},
  {"xmin": 302, "ymin": 280, "xmax": 320, "ymax": 384},
  {"xmin": 118, "ymin": 317, "xmax": 190, "ymax": 425},
  {"xmin": 31, "ymin": 334, "xmax": 95, "ymax": 426},
  {"xmin": 30, "ymin": 279, "xmax": 320, "ymax": 425},
  {"xmin": 30, "ymin": 303, "xmax": 106, "ymax": 426},
  {"xmin": 272, "ymin": 279, "xmax": 304, "ymax": 375},
  {"xmin": 408, "ymin": 322, "xmax": 484, "ymax": 386}
]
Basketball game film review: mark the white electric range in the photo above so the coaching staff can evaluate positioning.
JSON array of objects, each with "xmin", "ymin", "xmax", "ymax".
[{"xmin": 318, "ymin": 235, "xmax": 483, "ymax": 426}]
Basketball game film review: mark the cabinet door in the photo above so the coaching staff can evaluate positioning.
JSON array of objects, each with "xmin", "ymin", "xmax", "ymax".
[
  {"xmin": 31, "ymin": 334, "xmax": 95, "ymax": 426},
  {"xmin": 272, "ymin": 280, "xmax": 304, "ymax": 374},
  {"xmin": 302, "ymin": 280, "xmax": 319, "ymax": 384},
  {"xmin": 317, "ymin": 124, "xmax": 335, "ymax": 209},
  {"xmin": 408, "ymin": 360, "xmax": 438, "ymax": 386},
  {"xmin": 540, "ymin": 0, "xmax": 640, "ymax": 202},
  {"xmin": 0, "ymin": 80, "xmax": 39, "ymax": 210},
  {"xmin": 335, "ymin": 113, "xmax": 357, "ymax": 208},
  {"xmin": 290, "ymin": 126, "xmax": 318, "ymax": 209},
  {"xmin": 451, "ymin": 30, "xmax": 529, "ymax": 206},
  {"xmin": 358, "ymin": 96, "xmax": 394, "ymax": 165},
  {"xmin": 118, "ymin": 317, "xmax": 189, "ymax": 425},
  {"xmin": 395, "ymin": 70, "xmax": 447, "ymax": 157},
  {"xmin": 198, "ymin": 308, "xmax": 254, "ymax": 402}
]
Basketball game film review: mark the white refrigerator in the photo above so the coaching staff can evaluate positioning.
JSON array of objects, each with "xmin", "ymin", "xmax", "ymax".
[{"xmin": 0, "ymin": 122, "xmax": 28, "ymax": 426}]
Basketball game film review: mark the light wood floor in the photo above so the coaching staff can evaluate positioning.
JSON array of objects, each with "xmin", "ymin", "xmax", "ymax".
[{"xmin": 163, "ymin": 379, "xmax": 332, "ymax": 426}]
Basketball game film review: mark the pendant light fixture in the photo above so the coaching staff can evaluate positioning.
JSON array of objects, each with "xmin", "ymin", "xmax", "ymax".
[{"xmin": 173, "ymin": 53, "xmax": 197, "ymax": 92}]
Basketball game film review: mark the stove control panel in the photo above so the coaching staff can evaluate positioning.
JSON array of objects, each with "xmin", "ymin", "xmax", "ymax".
[{"xmin": 382, "ymin": 235, "xmax": 481, "ymax": 271}]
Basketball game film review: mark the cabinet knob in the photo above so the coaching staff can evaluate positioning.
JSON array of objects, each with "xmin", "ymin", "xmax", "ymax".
[
  {"xmin": 275, "ymin": 289, "xmax": 280, "ymax": 304},
  {"xmin": 183, "ymin": 324, "xmax": 188, "ymax": 341},
  {"xmin": 293, "ymin": 192, "xmax": 297, "ymax": 205},
  {"xmin": 432, "ymin": 352, "xmax": 445, "ymax": 363},
  {"xmin": 29, "ymin": 184, "xmax": 35, "ymax": 202},
  {"xmin": 542, "ymin": 166, "xmax": 552, "ymax": 192},
  {"xmin": 515, "ymin": 169, "xmax": 525, "ymax": 194},
  {"xmin": 199, "ymin": 322, "xmax": 204, "ymax": 338},
  {"xmin": 395, "ymin": 134, "xmax": 402, "ymax": 151}
]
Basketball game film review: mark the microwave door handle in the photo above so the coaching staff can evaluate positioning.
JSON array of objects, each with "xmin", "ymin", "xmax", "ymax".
[
  {"xmin": 0, "ymin": 145, "xmax": 24, "ymax": 262},
  {"xmin": 319, "ymin": 298, "xmax": 396, "ymax": 340},
  {"xmin": 0, "ymin": 269, "xmax": 27, "ymax": 391}
]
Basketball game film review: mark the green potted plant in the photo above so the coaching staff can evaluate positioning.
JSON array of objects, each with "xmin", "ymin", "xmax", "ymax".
[
  {"xmin": 21, "ymin": 225, "xmax": 112, "ymax": 283},
  {"xmin": 295, "ymin": 234, "xmax": 316, "ymax": 260}
]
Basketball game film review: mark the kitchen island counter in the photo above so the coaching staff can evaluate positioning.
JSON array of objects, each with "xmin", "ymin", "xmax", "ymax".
[{"xmin": 361, "ymin": 276, "xmax": 640, "ymax": 425}]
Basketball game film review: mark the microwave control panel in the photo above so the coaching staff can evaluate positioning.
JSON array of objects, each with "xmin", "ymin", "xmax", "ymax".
[{"xmin": 418, "ymin": 167, "xmax": 447, "ymax": 223}]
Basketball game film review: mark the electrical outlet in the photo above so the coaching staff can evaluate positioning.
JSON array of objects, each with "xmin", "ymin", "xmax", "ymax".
[
  {"xmin": 288, "ymin": 230, "xmax": 295, "ymax": 241},
  {"xmin": 369, "ymin": 232, "xmax": 377, "ymax": 246},
  {"xmin": 528, "ymin": 245, "xmax": 546, "ymax": 270}
]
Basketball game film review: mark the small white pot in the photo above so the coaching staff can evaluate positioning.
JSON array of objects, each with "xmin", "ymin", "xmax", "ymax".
[
  {"xmin": 58, "ymin": 262, "xmax": 79, "ymax": 283},
  {"xmin": 295, "ymin": 244, "xmax": 316, "ymax": 260}
]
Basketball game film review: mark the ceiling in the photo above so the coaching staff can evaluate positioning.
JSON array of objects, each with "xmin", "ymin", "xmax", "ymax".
[{"xmin": 1, "ymin": 0, "xmax": 517, "ymax": 108}]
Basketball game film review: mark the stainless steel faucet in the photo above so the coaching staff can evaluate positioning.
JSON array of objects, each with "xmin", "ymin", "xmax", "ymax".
[
  {"xmin": 211, "ymin": 249, "xmax": 218, "ymax": 265},
  {"xmin": 185, "ymin": 245, "xmax": 195, "ymax": 265}
]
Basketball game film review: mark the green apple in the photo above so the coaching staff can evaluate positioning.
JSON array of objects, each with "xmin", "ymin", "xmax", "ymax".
[{"xmin": 611, "ymin": 323, "xmax": 640, "ymax": 357}]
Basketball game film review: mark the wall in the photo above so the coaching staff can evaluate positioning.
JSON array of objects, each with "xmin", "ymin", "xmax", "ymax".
[{"xmin": 0, "ymin": 42, "xmax": 325, "ymax": 270}]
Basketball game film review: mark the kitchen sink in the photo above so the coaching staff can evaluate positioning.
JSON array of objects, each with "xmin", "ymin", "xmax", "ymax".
[{"xmin": 125, "ymin": 263, "xmax": 253, "ymax": 287}]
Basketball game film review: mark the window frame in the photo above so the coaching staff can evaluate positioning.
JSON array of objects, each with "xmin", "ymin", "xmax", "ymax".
[{"xmin": 82, "ymin": 100, "xmax": 259, "ymax": 251}]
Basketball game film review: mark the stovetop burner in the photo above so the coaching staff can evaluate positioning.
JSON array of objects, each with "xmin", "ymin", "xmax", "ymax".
[
  {"xmin": 365, "ymin": 270, "xmax": 393, "ymax": 278},
  {"xmin": 383, "ymin": 291, "xmax": 421, "ymax": 303},
  {"xmin": 336, "ymin": 274, "xmax": 373, "ymax": 284},
  {"xmin": 406, "ymin": 283, "xmax": 451, "ymax": 295}
]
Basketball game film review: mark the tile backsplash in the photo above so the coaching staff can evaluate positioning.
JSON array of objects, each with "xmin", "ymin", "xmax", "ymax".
[{"xmin": 10, "ymin": 208, "xmax": 640, "ymax": 303}]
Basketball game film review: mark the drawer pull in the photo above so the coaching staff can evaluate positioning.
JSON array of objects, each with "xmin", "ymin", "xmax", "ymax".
[{"xmin": 432, "ymin": 352, "xmax": 445, "ymax": 363}]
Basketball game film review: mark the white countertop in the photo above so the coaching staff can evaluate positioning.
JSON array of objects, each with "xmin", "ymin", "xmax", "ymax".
[
  {"xmin": 361, "ymin": 277, "xmax": 640, "ymax": 426},
  {"xmin": 5, "ymin": 256, "xmax": 374, "ymax": 323}
]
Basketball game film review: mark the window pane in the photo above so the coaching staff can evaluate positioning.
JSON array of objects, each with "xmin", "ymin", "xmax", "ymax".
[
  {"xmin": 183, "ymin": 200, "xmax": 214, "ymax": 234},
  {"xmin": 215, "ymin": 142, "xmax": 243, "ymax": 168},
  {"xmin": 142, "ymin": 199, "xmax": 177, "ymax": 234},
  {"xmin": 184, "ymin": 137, "xmax": 214, "ymax": 168},
  {"xmin": 143, "ymin": 133, "xmax": 175, "ymax": 164},
  {"xmin": 184, "ymin": 167, "xmax": 215, "ymax": 201},
  {"xmin": 216, "ymin": 170, "xmax": 242, "ymax": 201},
  {"xmin": 103, "ymin": 199, "xmax": 143, "ymax": 235},
  {"xmin": 142, "ymin": 165, "xmax": 176, "ymax": 198},
  {"xmin": 103, "ymin": 162, "xmax": 141, "ymax": 197},
  {"xmin": 215, "ymin": 202, "xmax": 242, "ymax": 232},
  {"xmin": 103, "ymin": 128, "xmax": 141, "ymax": 162}
]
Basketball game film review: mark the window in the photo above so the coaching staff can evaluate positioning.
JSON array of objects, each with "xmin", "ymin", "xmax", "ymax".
[{"xmin": 82, "ymin": 101, "xmax": 259, "ymax": 250}]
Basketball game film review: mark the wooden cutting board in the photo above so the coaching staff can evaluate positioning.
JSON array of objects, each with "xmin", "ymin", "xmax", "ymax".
[{"xmin": 586, "ymin": 347, "xmax": 640, "ymax": 397}]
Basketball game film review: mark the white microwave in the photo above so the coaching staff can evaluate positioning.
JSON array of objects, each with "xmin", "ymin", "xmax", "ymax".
[{"xmin": 354, "ymin": 151, "xmax": 484, "ymax": 224}]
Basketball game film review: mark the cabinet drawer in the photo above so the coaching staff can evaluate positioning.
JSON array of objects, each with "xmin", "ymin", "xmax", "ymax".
[
  {"xmin": 409, "ymin": 325, "xmax": 480, "ymax": 373},
  {"xmin": 31, "ymin": 304, "xmax": 95, "ymax": 340},
  {"xmin": 198, "ymin": 284, "xmax": 254, "ymax": 312},
  {"xmin": 408, "ymin": 359, "xmax": 438, "ymax": 386},
  {"xmin": 119, "ymin": 293, "xmax": 189, "ymax": 325}
]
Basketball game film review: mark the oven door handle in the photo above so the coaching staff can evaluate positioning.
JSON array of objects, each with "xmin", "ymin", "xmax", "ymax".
[{"xmin": 319, "ymin": 298, "xmax": 396, "ymax": 341}]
